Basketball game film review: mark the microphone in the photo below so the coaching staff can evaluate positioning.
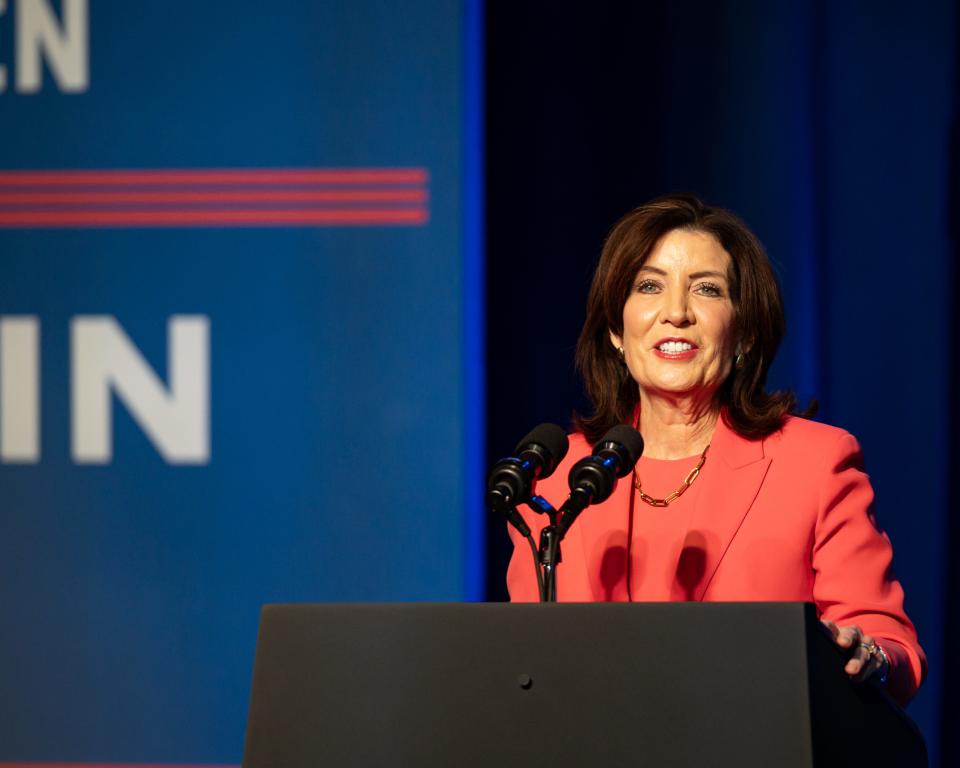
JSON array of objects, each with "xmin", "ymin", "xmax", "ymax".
[
  {"xmin": 487, "ymin": 423, "xmax": 569, "ymax": 537},
  {"xmin": 557, "ymin": 424, "xmax": 643, "ymax": 538}
]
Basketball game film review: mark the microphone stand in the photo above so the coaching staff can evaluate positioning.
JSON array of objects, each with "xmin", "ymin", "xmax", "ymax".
[
  {"xmin": 528, "ymin": 495, "xmax": 562, "ymax": 603},
  {"xmin": 531, "ymin": 488, "xmax": 594, "ymax": 602},
  {"xmin": 516, "ymin": 490, "xmax": 595, "ymax": 602},
  {"xmin": 539, "ymin": 525, "xmax": 561, "ymax": 602}
]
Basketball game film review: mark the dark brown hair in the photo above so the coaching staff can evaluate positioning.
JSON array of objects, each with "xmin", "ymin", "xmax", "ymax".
[{"xmin": 575, "ymin": 193, "xmax": 812, "ymax": 442}]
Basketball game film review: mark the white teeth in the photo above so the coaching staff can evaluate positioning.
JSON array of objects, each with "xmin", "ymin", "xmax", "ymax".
[{"xmin": 658, "ymin": 341, "xmax": 693, "ymax": 353}]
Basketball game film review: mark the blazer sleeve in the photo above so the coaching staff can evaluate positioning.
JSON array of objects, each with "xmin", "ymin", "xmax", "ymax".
[{"xmin": 811, "ymin": 432, "xmax": 927, "ymax": 706}]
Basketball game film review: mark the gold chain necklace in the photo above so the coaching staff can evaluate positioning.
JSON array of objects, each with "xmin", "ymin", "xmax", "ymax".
[{"xmin": 634, "ymin": 444, "xmax": 709, "ymax": 507}]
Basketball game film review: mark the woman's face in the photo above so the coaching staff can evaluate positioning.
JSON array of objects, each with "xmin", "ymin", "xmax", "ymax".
[{"xmin": 610, "ymin": 228, "xmax": 738, "ymax": 402}]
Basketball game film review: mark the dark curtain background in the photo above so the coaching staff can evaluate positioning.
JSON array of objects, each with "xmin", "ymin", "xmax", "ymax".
[
  {"xmin": 944, "ymin": 2, "xmax": 960, "ymax": 763},
  {"xmin": 484, "ymin": 2, "xmax": 957, "ymax": 765}
]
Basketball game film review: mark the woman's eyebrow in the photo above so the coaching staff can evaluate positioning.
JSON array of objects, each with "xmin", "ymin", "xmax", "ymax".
[{"xmin": 636, "ymin": 266, "xmax": 728, "ymax": 281}]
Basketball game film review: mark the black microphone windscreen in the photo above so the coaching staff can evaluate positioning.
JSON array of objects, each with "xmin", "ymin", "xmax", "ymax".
[
  {"xmin": 596, "ymin": 424, "xmax": 644, "ymax": 473},
  {"xmin": 515, "ymin": 423, "xmax": 569, "ymax": 478}
]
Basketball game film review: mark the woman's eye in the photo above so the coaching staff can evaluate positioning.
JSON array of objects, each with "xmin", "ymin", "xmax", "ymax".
[
  {"xmin": 635, "ymin": 280, "xmax": 660, "ymax": 294},
  {"xmin": 695, "ymin": 282, "xmax": 723, "ymax": 297}
]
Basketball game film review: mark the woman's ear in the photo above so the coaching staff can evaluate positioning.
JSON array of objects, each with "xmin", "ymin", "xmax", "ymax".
[
  {"xmin": 609, "ymin": 329, "xmax": 623, "ymax": 351},
  {"xmin": 734, "ymin": 338, "xmax": 754, "ymax": 371}
]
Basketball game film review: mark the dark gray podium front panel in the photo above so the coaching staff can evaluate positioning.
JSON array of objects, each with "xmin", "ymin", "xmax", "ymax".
[{"xmin": 242, "ymin": 603, "xmax": 925, "ymax": 768}]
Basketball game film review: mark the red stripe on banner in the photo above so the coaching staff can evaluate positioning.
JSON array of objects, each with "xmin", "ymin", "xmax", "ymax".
[
  {"xmin": 0, "ymin": 168, "xmax": 428, "ymax": 187},
  {"xmin": 0, "ymin": 189, "xmax": 428, "ymax": 205},
  {"xmin": 0, "ymin": 167, "xmax": 430, "ymax": 228},
  {"xmin": 0, "ymin": 207, "xmax": 429, "ymax": 227}
]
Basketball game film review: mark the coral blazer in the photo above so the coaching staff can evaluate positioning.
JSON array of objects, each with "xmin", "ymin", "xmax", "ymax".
[{"xmin": 507, "ymin": 415, "xmax": 926, "ymax": 706}]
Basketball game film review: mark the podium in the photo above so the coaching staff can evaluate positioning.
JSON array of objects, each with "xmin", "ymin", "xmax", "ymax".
[{"xmin": 242, "ymin": 602, "xmax": 926, "ymax": 767}]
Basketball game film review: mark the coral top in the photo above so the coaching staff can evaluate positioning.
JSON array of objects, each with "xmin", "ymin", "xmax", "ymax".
[
  {"xmin": 506, "ymin": 415, "xmax": 926, "ymax": 707},
  {"xmin": 628, "ymin": 453, "xmax": 707, "ymax": 601}
]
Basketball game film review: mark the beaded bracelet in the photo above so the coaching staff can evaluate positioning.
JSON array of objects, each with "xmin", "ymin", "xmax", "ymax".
[{"xmin": 875, "ymin": 643, "xmax": 890, "ymax": 685}]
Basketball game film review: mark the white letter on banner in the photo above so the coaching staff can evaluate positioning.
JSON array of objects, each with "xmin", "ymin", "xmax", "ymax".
[
  {"xmin": 1, "ymin": 316, "xmax": 40, "ymax": 463},
  {"xmin": 0, "ymin": 1, "xmax": 8, "ymax": 93},
  {"xmin": 15, "ymin": 0, "xmax": 89, "ymax": 93},
  {"xmin": 72, "ymin": 316, "xmax": 210, "ymax": 464}
]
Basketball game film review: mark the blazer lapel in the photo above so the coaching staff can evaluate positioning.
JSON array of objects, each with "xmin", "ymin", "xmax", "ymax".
[{"xmin": 677, "ymin": 417, "xmax": 771, "ymax": 601}]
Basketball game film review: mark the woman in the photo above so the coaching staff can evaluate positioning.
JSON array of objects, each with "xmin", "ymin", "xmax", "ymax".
[{"xmin": 506, "ymin": 194, "xmax": 925, "ymax": 707}]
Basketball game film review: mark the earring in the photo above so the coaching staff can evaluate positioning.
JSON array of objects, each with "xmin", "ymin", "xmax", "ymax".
[
  {"xmin": 617, "ymin": 346, "xmax": 625, "ymax": 362},
  {"xmin": 735, "ymin": 352, "xmax": 745, "ymax": 370}
]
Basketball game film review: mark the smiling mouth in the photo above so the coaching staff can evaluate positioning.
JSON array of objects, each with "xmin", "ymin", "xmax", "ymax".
[
  {"xmin": 657, "ymin": 341, "xmax": 694, "ymax": 353},
  {"xmin": 653, "ymin": 340, "xmax": 699, "ymax": 359}
]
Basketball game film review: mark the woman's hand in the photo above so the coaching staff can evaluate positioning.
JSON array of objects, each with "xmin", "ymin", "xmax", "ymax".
[{"xmin": 821, "ymin": 620, "xmax": 889, "ymax": 683}]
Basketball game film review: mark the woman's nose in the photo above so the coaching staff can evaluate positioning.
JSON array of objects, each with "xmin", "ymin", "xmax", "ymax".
[{"xmin": 660, "ymin": 289, "xmax": 692, "ymax": 325}]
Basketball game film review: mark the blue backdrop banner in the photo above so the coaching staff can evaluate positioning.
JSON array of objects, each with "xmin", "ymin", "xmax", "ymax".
[{"xmin": 0, "ymin": 0, "xmax": 480, "ymax": 762}]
